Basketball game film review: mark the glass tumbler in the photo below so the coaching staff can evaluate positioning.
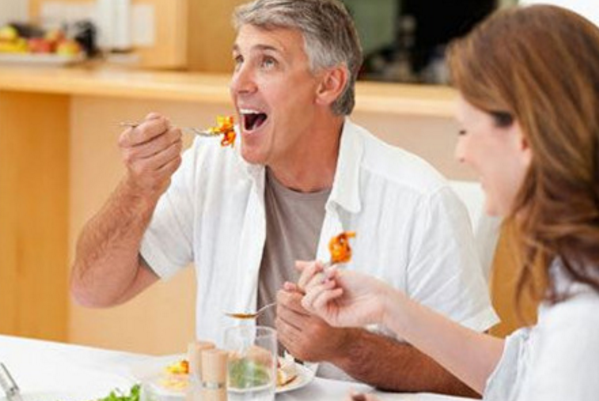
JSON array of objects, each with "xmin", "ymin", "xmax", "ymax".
[{"xmin": 224, "ymin": 326, "xmax": 277, "ymax": 401}]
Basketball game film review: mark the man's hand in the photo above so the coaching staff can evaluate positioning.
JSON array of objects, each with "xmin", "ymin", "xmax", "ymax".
[
  {"xmin": 118, "ymin": 112, "xmax": 183, "ymax": 198},
  {"xmin": 275, "ymin": 286, "xmax": 350, "ymax": 363}
]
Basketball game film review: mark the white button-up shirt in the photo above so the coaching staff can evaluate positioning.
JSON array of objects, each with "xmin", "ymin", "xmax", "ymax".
[{"xmin": 141, "ymin": 119, "xmax": 498, "ymax": 344}]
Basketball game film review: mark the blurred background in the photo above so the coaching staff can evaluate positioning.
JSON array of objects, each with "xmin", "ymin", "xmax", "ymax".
[
  {"xmin": 2, "ymin": 0, "xmax": 597, "ymax": 84},
  {"xmin": 0, "ymin": 0, "xmax": 519, "ymax": 82}
]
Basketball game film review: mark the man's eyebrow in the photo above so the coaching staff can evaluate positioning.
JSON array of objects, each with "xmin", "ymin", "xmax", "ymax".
[
  {"xmin": 253, "ymin": 44, "xmax": 282, "ymax": 53},
  {"xmin": 232, "ymin": 44, "xmax": 282, "ymax": 54}
]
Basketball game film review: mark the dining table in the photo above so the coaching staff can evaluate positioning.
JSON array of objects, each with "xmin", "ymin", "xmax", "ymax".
[{"xmin": 0, "ymin": 335, "xmax": 472, "ymax": 401}]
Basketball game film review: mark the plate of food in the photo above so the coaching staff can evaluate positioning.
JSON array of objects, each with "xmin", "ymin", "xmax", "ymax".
[{"xmin": 129, "ymin": 354, "xmax": 314, "ymax": 396}]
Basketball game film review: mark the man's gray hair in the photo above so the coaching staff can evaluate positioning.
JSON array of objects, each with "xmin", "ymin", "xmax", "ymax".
[{"xmin": 233, "ymin": 0, "xmax": 363, "ymax": 115}]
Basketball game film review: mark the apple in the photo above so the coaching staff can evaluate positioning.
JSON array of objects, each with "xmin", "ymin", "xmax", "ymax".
[
  {"xmin": 28, "ymin": 38, "xmax": 55, "ymax": 53},
  {"xmin": 0, "ymin": 25, "xmax": 18, "ymax": 42},
  {"xmin": 45, "ymin": 28, "xmax": 66, "ymax": 44},
  {"xmin": 55, "ymin": 39, "xmax": 81, "ymax": 56}
]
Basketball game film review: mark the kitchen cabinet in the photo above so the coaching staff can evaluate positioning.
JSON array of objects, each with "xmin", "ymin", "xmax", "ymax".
[{"xmin": 0, "ymin": 91, "xmax": 69, "ymax": 341}]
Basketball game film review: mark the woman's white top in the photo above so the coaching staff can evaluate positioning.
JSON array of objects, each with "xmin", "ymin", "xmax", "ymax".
[{"xmin": 484, "ymin": 262, "xmax": 599, "ymax": 400}]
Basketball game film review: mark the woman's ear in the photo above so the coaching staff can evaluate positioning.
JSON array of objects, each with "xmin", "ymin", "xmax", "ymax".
[
  {"xmin": 512, "ymin": 122, "xmax": 533, "ymax": 168},
  {"xmin": 315, "ymin": 66, "xmax": 349, "ymax": 107}
]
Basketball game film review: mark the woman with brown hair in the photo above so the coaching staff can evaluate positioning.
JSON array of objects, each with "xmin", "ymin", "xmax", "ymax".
[{"xmin": 298, "ymin": 5, "xmax": 599, "ymax": 400}]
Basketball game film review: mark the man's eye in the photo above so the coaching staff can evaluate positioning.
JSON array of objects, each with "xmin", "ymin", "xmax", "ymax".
[
  {"xmin": 233, "ymin": 55, "xmax": 243, "ymax": 68},
  {"xmin": 458, "ymin": 129, "xmax": 467, "ymax": 136},
  {"xmin": 261, "ymin": 57, "xmax": 277, "ymax": 69}
]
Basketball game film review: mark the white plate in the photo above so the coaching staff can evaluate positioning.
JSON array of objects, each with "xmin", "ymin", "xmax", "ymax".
[
  {"xmin": 0, "ymin": 53, "xmax": 85, "ymax": 66},
  {"xmin": 275, "ymin": 363, "xmax": 314, "ymax": 393},
  {"xmin": 129, "ymin": 354, "xmax": 314, "ymax": 395}
]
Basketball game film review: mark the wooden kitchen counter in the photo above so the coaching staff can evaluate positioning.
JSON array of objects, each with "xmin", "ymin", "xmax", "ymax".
[{"xmin": 0, "ymin": 65, "xmax": 456, "ymax": 117}]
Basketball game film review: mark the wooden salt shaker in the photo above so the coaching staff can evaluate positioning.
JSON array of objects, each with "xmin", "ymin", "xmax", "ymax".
[
  {"xmin": 187, "ymin": 341, "xmax": 216, "ymax": 401},
  {"xmin": 188, "ymin": 341, "xmax": 216, "ymax": 378},
  {"xmin": 201, "ymin": 349, "xmax": 229, "ymax": 401}
]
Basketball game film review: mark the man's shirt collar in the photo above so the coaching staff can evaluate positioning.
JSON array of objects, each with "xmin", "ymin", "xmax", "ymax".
[
  {"xmin": 242, "ymin": 117, "xmax": 364, "ymax": 214},
  {"xmin": 327, "ymin": 118, "xmax": 363, "ymax": 214}
]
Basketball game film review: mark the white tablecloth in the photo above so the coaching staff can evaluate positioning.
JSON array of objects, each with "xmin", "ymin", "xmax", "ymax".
[{"xmin": 0, "ymin": 335, "xmax": 470, "ymax": 401}]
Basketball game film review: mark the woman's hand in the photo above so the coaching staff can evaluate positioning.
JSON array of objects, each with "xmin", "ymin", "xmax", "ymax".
[{"xmin": 296, "ymin": 261, "xmax": 394, "ymax": 328}]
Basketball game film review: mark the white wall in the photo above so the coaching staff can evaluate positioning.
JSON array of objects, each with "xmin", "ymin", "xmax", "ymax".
[
  {"xmin": 0, "ymin": 0, "xmax": 28, "ymax": 27},
  {"xmin": 519, "ymin": 0, "xmax": 598, "ymax": 27}
]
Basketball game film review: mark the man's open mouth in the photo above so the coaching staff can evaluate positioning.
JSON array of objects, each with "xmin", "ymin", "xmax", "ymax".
[{"xmin": 240, "ymin": 109, "xmax": 268, "ymax": 132}]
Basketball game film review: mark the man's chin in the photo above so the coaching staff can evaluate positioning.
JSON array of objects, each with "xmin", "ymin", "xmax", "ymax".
[{"xmin": 241, "ymin": 147, "xmax": 266, "ymax": 166}]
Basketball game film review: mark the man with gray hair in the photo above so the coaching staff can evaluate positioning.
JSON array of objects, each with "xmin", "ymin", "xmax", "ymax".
[{"xmin": 71, "ymin": 0, "xmax": 496, "ymax": 396}]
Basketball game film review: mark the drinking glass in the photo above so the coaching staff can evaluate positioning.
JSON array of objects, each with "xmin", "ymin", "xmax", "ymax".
[{"xmin": 224, "ymin": 326, "xmax": 277, "ymax": 401}]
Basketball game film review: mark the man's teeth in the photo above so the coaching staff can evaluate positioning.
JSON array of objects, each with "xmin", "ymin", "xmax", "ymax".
[{"xmin": 240, "ymin": 108, "xmax": 262, "ymax": 114}]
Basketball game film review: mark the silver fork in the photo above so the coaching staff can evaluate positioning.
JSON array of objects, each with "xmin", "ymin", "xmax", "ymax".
[{"xmin": 118, "ymin": 122, "xmax": 220, "ymax": 138}]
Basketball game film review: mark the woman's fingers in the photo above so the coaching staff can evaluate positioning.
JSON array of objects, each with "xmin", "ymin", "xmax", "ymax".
[
  {"xmin": 301, "ymin": 279, "xmax": 342, "ymax": 314},
  {"xmin": 297, "ymin": 261, "xmax": 324, "ymax": 292},
  {"xmin": 301, "ymin": 279, "xmax": 332, "ymax": 310},
  {"xmin": 313, "ymin": 286, "xmax": 344, "ymax": 312}
]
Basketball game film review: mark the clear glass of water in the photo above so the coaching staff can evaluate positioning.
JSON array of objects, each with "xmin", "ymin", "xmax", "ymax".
[{"xmin": 224, "ymin": 325, "xmax": 277, "ymax": 401}]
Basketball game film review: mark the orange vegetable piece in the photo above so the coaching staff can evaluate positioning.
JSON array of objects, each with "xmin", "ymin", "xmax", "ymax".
[
  {"xmin": 221, "ymin": 129, "xmax": 236, "ymax": 147},
  {"xmin": 208, "ymin": 115, "xmax": 236, "ymax": 148},
  {"xmin": 328, "ymin": 231, "xmax": 356, "ymax": 264}
]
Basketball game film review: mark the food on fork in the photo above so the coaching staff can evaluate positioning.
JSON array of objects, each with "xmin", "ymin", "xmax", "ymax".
[
  {"xmin": 207, "ymin": 115, "xmax": 236, "ymax": 147},
  {"xmin": 226, "ymin": 312, "xmax": 256, "ymax": 319},
  {"xmin": 225, "ymin": 301, "xmax": 277, "ymax": 320},
  {"xmin": 119, "ymin": 115, "xmax": 236, "ymax": 147},
  {"xmin": 328, "ymin": 231, "xmax": 356, "ymax": 264}
]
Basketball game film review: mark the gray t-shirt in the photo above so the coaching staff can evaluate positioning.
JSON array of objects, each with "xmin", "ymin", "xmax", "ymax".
[
  {"xmin": 257, "ymin": 168, "xmax": 330, "ymax": 329},
  {"xmin": 257, "ymin": 170, "xmax": 355, "ymax": 381}
]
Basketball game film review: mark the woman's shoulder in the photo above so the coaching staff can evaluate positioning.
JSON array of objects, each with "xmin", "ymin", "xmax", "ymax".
[
  {"xmin": 535, "ymin": 290, "xmax": 599, "ymax": 351},
  {"xmin": 516, "ymin": 294, "xmax": 599, "ymax": 400}
]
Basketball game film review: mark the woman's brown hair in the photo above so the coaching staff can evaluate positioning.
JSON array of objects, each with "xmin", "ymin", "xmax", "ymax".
[{"xmin": 447, "ymin": 5, "xmax": 599, "ymax": 314}]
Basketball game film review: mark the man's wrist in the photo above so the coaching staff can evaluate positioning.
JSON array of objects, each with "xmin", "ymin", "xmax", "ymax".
[
  {"xmin": 327, "ymin": 327, "xmax": 362, "ymax": 366},
  {"xmin": 120, "ymin": 176, "xmax": 163, "ymax": 210}
]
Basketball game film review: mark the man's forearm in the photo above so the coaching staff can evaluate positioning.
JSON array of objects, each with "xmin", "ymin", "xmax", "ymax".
[
  {"xmin": 71, "ymin": 178, "xmax": 160, "ymax": 307},
  {"xmin": 331, "ymin": 328, "xmax": 480, "ymax": 398}
]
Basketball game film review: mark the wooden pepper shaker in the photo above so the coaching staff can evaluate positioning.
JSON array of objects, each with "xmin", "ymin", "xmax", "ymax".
[
  {"xmin": 187, "ymin": 341, "xmax": 216, "ymax": 401},
  {"xmin": 201, "ymin": 349, "xmax": 229, "ymax": 401}
]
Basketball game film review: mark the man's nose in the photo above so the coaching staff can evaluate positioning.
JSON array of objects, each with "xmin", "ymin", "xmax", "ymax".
[{"xmin": 230, "ymin": 65, "xmax": 257, "ymax": 94}]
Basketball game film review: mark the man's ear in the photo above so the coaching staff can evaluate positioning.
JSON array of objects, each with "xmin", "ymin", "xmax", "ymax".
[{"xmin": 315, "ymin": 66, "xmax": 349, "ymax": 107}]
